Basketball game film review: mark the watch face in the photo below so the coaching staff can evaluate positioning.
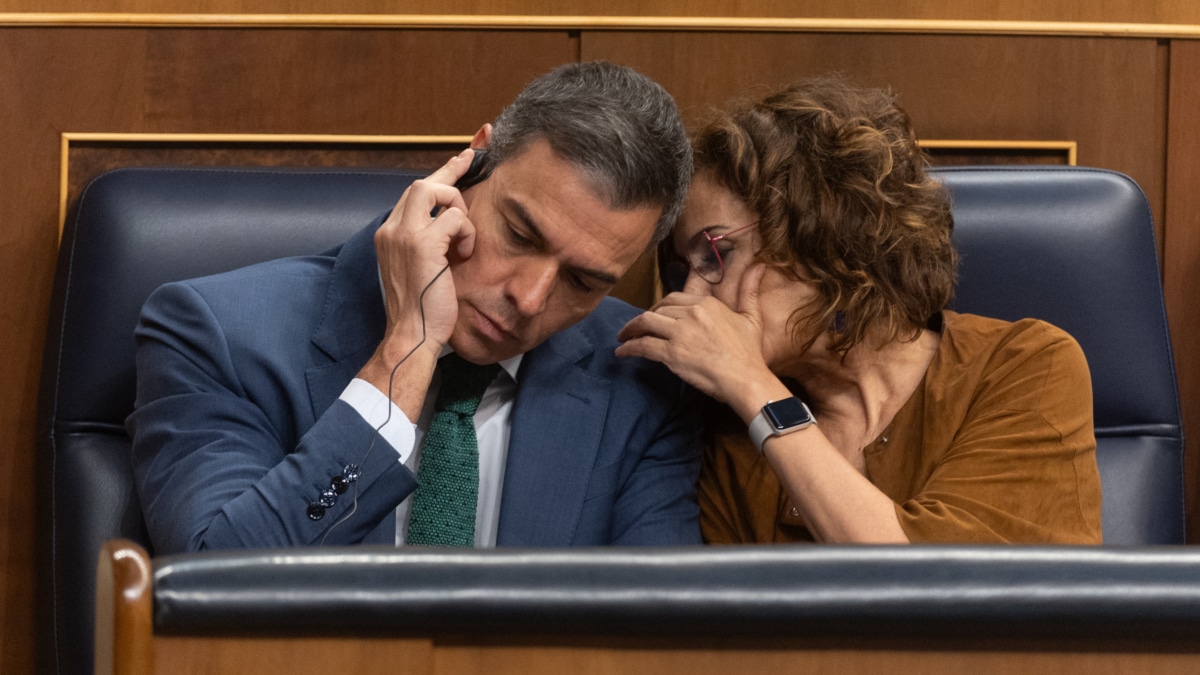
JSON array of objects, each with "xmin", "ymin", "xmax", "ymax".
[{"xmin": 765, "ymin": 398, "xmax": 812, "ymax": 430}]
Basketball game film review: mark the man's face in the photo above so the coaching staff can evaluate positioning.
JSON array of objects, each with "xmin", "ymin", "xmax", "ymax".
[{"xmin": 450, "ymin": 139, "xmax": 661, "ymax": 364}]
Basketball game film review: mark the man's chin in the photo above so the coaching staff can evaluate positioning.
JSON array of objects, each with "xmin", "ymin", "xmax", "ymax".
[{"xmin": 447, "ymin": 332, "xmax": 519, "ymax": 365}]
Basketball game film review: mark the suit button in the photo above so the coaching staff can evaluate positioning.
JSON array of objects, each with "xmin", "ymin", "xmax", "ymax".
[
  {"xmin": 331, "ymin": 475, "xmax": 349, "ymax": 494},
  {"xmin": 318, "ymin": 488, "xmax": 337, "ymax": 508},
  {"xmin": 307, "ymin": 503, "xmax": 326, "ymax": 521}
]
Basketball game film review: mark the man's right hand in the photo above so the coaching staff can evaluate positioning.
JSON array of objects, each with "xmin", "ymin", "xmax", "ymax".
[{"xmin": 358, "ymin": 148, "xmax": 480, "ymax": 418}]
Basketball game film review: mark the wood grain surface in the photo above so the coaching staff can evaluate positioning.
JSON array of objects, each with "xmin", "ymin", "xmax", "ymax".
[
  {"xmin": 2, "ymin": 9, "xmax": 1200, "ymax": 675},
  {"xmin": 3, "ymin": 0, "xmax": 1200, "ymax": 24}
]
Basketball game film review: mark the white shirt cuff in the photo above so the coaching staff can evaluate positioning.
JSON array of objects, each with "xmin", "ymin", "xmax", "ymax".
[{"xmin": 339, "ymin": 378, "xmax": 417, "ymax": 463}]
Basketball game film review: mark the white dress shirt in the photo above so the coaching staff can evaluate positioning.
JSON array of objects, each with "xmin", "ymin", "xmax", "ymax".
[{"xmin": 338, "ymin": 352, "xmax": 523, "ymax": 547}]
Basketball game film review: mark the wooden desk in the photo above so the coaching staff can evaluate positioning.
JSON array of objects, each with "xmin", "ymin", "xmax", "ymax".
[{"xmin": 97, "ymin": 540, "xmax": 1200, "ymax": 675}]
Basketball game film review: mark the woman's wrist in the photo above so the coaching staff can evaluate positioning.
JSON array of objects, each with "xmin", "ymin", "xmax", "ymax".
[{"xmin": 731, "ymin": 374, "xmax": 794, "ymax": 426}]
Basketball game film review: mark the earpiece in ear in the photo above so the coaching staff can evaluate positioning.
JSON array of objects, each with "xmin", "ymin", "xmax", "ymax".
[{"xmin": 456, "ymin": 150, "xmax": 493, "ymax": 190}]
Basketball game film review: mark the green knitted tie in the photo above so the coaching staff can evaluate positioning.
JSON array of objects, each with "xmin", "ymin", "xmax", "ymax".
[{"xmin": 407, "ymin": 353, "xmax": 500, "ymax": 547}]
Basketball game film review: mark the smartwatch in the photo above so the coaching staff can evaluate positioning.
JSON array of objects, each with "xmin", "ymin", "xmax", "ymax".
[{"xmin": 748, "ymin": 397, "xmax": 816, "ymax": 452}]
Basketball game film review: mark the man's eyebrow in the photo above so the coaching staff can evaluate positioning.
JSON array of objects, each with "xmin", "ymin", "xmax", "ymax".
[{"xmin": 503, "ymin": 197, "xmax": 620, "ymax": 286}]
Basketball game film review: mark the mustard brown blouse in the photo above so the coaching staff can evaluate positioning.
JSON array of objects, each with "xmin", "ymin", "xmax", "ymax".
[{"xmin": 699, "ymin": 311, "xmax": 1103, "ymax": 544}]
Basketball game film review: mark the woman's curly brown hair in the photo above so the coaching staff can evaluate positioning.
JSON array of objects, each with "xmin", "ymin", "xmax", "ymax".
[{"xmin": 691, "ymin": 74, "xmax": 957, "ymax": 355}]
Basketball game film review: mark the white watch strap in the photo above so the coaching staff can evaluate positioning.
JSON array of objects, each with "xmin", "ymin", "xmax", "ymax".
[
  {"xmin": 748, "ymin": 412, "xmax": 775, "ymax": 453},
  {"xmin": 748, "ymin": 398, "xmax": 815, "ymax": 453}
]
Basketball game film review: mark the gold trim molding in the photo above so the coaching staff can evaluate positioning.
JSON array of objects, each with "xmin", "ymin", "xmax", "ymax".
[
  {"xmin": 920, "ymin": 139, "xmax": 1078, "ymax": 165},
  {"xmin": 8, "ymin": 14, "xmax": 1200, "ymax": 39},
  {"xmin": 59, "ymin": 132, "xmax": 473, "ymax": 240}
]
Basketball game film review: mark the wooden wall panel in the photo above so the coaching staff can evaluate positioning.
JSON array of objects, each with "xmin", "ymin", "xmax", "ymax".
[
  {"xmin": 4, "ymin": 1, "xmax": 1200, "ymax": 23},
  {"xmin": 1164, "ymin": 41, "xmax": 1200, "ymax": 540},
  {"xmin": 582, "ymin": 32, "xmax": 1167, "ymax": 241},
  {"xmin": 139, "ymin": 29, "xmax": 571, "ymax": 135},
  {"xmin": 0, "ymin": 28, "xmax": 151, "ymax": 675},
  {"xmin": 149, "ymin": 638, "xmax": 1200, "ymax": 674},
  {"xmin": 434, "ymin": 644, "xmax": 1200, "ymax": 675}
]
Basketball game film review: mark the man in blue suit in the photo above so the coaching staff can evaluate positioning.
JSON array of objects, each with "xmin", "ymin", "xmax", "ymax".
[{"xmin": 127, "ymin": 62, "xmax": 701, "ymax": 554}]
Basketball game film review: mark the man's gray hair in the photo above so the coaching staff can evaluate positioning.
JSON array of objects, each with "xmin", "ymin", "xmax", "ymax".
[{"xmin": 488, "ymin": 61, "xmax": 693, "ymax": 245}]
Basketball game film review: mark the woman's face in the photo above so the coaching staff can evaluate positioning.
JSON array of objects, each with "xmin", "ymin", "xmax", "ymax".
[{"xmin": 673, "ymin": 174, "xmax": 817, "ymax": 373}]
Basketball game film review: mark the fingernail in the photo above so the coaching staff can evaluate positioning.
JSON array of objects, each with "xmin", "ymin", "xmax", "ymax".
[{"xmin": 458, "ymin": 148, "xmax": 472, "ymax": 159}]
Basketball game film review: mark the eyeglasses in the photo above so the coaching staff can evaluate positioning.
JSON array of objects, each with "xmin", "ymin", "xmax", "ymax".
[{"xmin": 662, "ymin": 222, "xmax": 757, "ymax": 292}]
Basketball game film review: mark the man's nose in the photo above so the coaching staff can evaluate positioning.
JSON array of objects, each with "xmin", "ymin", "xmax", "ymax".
[{"xmin": 507, "ymin": 260, "xmax": 557, "ymax": 317}]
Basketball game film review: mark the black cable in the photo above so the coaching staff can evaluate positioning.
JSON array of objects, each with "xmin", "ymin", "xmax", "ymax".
[{"xmin": 319, "ymin": 263, "xmax": 450, "ymax": 546}]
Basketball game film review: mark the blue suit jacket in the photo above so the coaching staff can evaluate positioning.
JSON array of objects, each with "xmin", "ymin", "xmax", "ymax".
[{"xmin": 128, "ymin": 218, "xmax": 702, "ymax": 554}]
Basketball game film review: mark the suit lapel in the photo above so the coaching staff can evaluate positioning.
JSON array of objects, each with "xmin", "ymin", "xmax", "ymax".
[
  {"xmin": 302, "ymin": 213, "xmax": 613, "ymax": 546},
  {"xmin": 305, "ymin": 216, "xmax": 387, "ymax": 418},
  {"xmin": 498, "ymin": 325, "xmax": 610, "ymax": 545}
]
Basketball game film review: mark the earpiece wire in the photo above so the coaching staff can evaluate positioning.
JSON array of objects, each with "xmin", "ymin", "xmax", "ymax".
[{"xmin": 319, "ymin": 263, "xmax": 450, "ymax": 546}]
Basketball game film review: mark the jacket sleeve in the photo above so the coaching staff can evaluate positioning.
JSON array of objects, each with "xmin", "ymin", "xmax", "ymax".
[{"xmin": 127, "ymin": 281, "xmax": 417, "ymax": 554}]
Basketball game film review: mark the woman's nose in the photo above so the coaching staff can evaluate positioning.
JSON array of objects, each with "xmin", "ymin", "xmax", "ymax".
[{"xmin": 682, "ymin": 269, "xmax": 713, "ymax": 296}]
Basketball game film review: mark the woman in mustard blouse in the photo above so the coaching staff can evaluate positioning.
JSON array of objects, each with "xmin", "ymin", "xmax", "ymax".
[{"xmin": 616, "ymin": 76, "xmax": 1102, "ymax": 544}]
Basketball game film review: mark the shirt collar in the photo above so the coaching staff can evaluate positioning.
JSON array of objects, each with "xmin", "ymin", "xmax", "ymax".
[{"xmin": 438, "ymin": 342, "xmax": 523, "ymax": 383}]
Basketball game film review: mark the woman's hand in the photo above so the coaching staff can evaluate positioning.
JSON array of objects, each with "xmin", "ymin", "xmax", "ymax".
[
  {"xmin": 619, "ymin": 262, "xmax": 911, "ymax": 543},
  {"xmin": 616, "ymin": 264, "xmax": 785, "ymax": 419}
]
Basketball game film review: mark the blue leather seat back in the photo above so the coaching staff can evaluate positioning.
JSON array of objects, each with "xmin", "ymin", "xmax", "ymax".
[
  {"xmin": 936, "ymin": 166, "xmax": 1185, "ymax": 545},
  {"xmin": 38, "ymin": 166, "xmax": 423, "ymax": 675}
]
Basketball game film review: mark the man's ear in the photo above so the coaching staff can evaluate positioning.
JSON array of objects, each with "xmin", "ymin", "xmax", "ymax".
[{"xmin": 471, "ymin": 123, "xmax": 493, "ymax": 150}]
